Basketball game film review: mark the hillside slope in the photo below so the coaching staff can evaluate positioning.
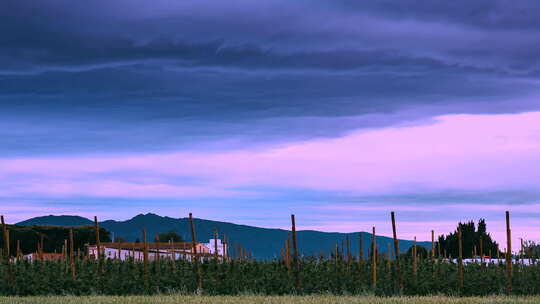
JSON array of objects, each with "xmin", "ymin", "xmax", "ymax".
[{"xmin": 17, "ymin": 213, "xmax": 430, "ymax": 259}]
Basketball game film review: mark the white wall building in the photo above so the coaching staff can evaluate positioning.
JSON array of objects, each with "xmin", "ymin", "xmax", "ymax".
[
  {"xmin": 87, "ymin": 241, "xmax": 212, "ymax": 261},
  {"xmin": 204, "ymin": 238, "xmax": 225, "ymax": 256}
]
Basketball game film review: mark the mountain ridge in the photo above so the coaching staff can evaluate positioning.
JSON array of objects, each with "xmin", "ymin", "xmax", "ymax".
[{"xmin": 16, "ymin": 213, "xmax": 430, "ymax": 259}]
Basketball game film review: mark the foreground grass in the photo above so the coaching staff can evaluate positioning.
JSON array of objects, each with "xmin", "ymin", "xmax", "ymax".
[{"xmin": 1, "ymin": 296, "xmax": 540, "ymax": 304}]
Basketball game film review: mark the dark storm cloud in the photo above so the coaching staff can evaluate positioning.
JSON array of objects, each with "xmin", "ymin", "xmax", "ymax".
[{"xmin": 2, "ymin": 0, "xmax": 540, "ymax": 156}]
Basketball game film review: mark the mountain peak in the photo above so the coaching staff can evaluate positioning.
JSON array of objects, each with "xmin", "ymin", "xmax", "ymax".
[{"xmin": 17, "ymin": 215, "xmax": 93, "ymax": 227}]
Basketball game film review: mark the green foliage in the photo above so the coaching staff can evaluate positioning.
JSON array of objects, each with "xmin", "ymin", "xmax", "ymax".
[
  {"xmin": 1, "ymin": 254, "xmax": 540, "ymax": 296},
  {"xmin": 155, "ymin": 230, "xmax": 183, "ymax": 242},
  {"xmin": 406, "ymin": 246, "xmax": 429, "ymax": 259},
  {"xmin": 437, "ymin": 219, "xmax": 500, "ymax": 259},
  {"xmin": 0, "ymin": 225, "xmax": 111, "ymax": 256},
  {"xmin": 523, "ymin": 240, "xmax": 540, "ymax": 258}
]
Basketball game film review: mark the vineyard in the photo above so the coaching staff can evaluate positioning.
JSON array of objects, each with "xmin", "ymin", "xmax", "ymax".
[{"xmin": 1, "ymin": 212, "xmax": 539, "ymax": 297}]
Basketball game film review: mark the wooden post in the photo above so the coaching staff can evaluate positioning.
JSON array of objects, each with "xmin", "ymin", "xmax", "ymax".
[
  {"xmin": 214, "ymin": 229, "xmax": 219, "ymax": 261},
  {"xmin": 413, "ymin": 237, "xmax": 417, "ymax": 278},
  {"xmin": 346, "ymin": 235, "xmax": 351, "ymax": 270},
  {"xmin": 64, "ymin": 239, "xmax": 68, "ymax": 273},
  {"xmin": 520, "ymin": 238, "xmax": 524, "ymax": 263},
  {"xmin": 291, "ymin": 214, "xmax": 301, "ymax": 290},
  {"xmin": 371, "ymin": 226, "xmax": 377, "ymax": 290},
  {"xmin": 334, "ymin": 242, "xmax": 339, "ymax": 264},
  {"xmin": 1, "ymin": 216, "xmax": 9, "ymax": 259},
  {"xmin": 39, "ymin": 234, "xmax": 44, "ymax": 261},
  {"xmin": 1, "ymin": 216, "xmax": 12, "ymax": 286},
  {"xmin": 223, "ymin": 235, "xmax": 228, "ymax": 261},
  {"xmin": 480, "ymin": 236, "xmax": 484, "ymax": 263},
  {"xmin": 155, "ymin": 234, "xmax": 161, "ymax": 275},
  {"xmin": 69, "ymin": 229, "xmax": 76, "ymax": 280},
  {"xmin": 506, "ymin": 211, "xmax": 512, "ymax": 295},
  {"xmin": 391, "ymin": 212, "xmax": 403, "ymax": 291},
  {"xmin": 16, "ymin": 240, "xmax": 21, "ymax": 260},
  {"xmin": 341, "ymin": 239, "xmax": 344, "ymax": 261},
  {"xmin": 431, "ymin": 230, "xmax": 435, "ymax": 260},
  {"xmin": 4, "ymin": 230, "xmax": 8, "ymax": 261},
  {"xmin": 143, "ymin": 228, "xmax": 149, "ymax": 289},
  {"xmin": 189, "ymin": 213, "xmax": 203, "ymax": 292},
  {"xmin": 94, "ymin": 216, "xmax": 101, "ymax": 258},
  {"xmin": 437, "ymin": 236, "xmax": 441, "ymax": 259},
  {"xmin": 170, "ymin": 240, "xmax": 176, "ymax": 272},
  {"xmin": 458, "ymin": 226, "xmax": 464, "ymax": 291}
]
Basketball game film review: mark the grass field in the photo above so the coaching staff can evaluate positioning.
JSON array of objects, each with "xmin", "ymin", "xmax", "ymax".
[{"xmin": 1, "ymin": 296, "xmax": 540, "ymax": 304}]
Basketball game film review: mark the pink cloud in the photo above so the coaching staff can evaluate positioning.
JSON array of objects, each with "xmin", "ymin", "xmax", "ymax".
[{"xmin": 1, "ymin": 111, "xmax": 540, "ymax": 196}]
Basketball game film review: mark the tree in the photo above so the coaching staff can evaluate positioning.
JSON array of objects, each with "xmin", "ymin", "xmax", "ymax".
[
  {"xmin": 437, "ymin": 219, "xmax": 500, "ymax": 259},
  {"xmin": 155, "ymin": 230, "xmax": 183, "ymax": 242},
  {"xmin": 406, "ymin": 245, "xmax": 429, "ymax": 259},
  {"xmin": 0, "ymin": 225, "xmax": 111, "ymax": 256},
  {"xmin": 522, "ymin": 240, "xmax": 540, "ymax": 258}
]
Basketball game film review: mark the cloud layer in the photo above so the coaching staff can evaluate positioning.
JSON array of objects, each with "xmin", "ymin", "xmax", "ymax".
[{"xmin": 2, "ymin": 112, "xmax": 540, "ymax": 244}]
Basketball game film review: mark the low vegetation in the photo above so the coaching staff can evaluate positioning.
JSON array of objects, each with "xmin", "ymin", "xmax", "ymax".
[{"xmin": 1, "ymin": 256, "xmax": 540, "ymax": 296}]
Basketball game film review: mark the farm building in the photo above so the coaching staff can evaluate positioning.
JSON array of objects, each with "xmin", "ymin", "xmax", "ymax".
[
  {"xmin": 23, "ymin": 252, "xmax": 65, "ymax": 262},
  {"xmin": 87, "ymin": 239, "xmax": 224, "ymax": 261}
]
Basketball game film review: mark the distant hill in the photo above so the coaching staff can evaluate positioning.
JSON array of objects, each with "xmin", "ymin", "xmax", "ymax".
[
  {"xmin": 17, "ymin": 215, "xmax": 93, "ymax": 226},
  {"xmin": 17, "ymin": 213, "xmax": 430, "ymax": 259}
]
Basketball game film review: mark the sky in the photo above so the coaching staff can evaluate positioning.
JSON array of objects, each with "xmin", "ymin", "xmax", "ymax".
[{"xmin": 2, "ymin": 0, "xmax": 540, "ymax": 248}]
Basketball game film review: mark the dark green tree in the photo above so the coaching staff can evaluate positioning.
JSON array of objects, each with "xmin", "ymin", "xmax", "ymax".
[
  {"xmin": 406, "ymin": 245, "xmax": 429, "ymax": 259},
  {"xmin": 155, "ymin": 230, "xmax": 183, "ymax": 242},
  {"xmin": 437, "ymin": 219, "xmax": 500, "ymax": 259},
  {"xmin": 0, "ymin": 225, "xmax": 111, "ymax": 256}
]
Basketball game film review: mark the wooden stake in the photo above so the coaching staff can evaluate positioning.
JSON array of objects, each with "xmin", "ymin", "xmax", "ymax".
[
  {"xmin": 1, "ymin": 216, "xmax": 9, "ymax": 258},
  {"xmin": 371, "ymin": 226, "xmax": 377, "ymax": 290},
  {"xmin": 458, "ymin": 226, "xmax": 464, "ymax": 291},
  {"xmin": 223, "ymin": 235, "xmax": 228, "ymax": 261},
  {"xmin": 39, "ymin": 234, "xmax": 44, "ymax": 261},
  {"xmin": 479, "ymin": 236, "xmax": 484, "ymax": 263},
  {"xmin": 170, "ymin": 240, "xmax": 176, "ymax": 272},
  {"xmin": 506, "ymin": 211, "xmax": 512, "ymax": 295},
  {"xmin": 69, "ymin": 229, "xmax": 76, "ymax": 280},
  {"xmin": 155, "ymin": 234, "xmax": 161, "ymax": 275},
  {"xmin": 413, "ymin": 237, "xmax": 417, "ymax": 278},
  {"xmin": 437, "ymin": 236, "xmax": 441, "ymax": 259},
  {"xmin": 143, "ymin": 228, "xmax": 149, "ymax": 288},
  {"xmin": 214, "ymin": 229, "xmax": 219, "ymax": 261},
  {"xmin": 94, "ymin": 216, "xmax": 100, "ymax": 257},
  {"xmin": 346, "ymin": 235, "xmax": 351, "ymax": 269},
  {"xmin": 431, "ymin": 230, "xmax": 435, "ymax": 260},
  {"xmin": 341, "ymin": 239, "xmax": 344, "ymax": 261},
  {"xmin": 335, "ymin": 242, "xmax": 339, "ymax": 264},
  {"xmin": 291, "ymin": 214, "xmax": 301, "ymax": 290},
  {"xmin": 520, "ymin": 238, "xmax": 524, "ymax": 262},
  {"xmin": 189, "ymin": 213, "xmax": 202, "ymax": 292},
  {"xmin": 391, "ymin": 212, "xmax": 403, "ymax": 291},
  {"xmin": 16, "ymin": 240, "xmax": 21, "ymax": 260}
]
